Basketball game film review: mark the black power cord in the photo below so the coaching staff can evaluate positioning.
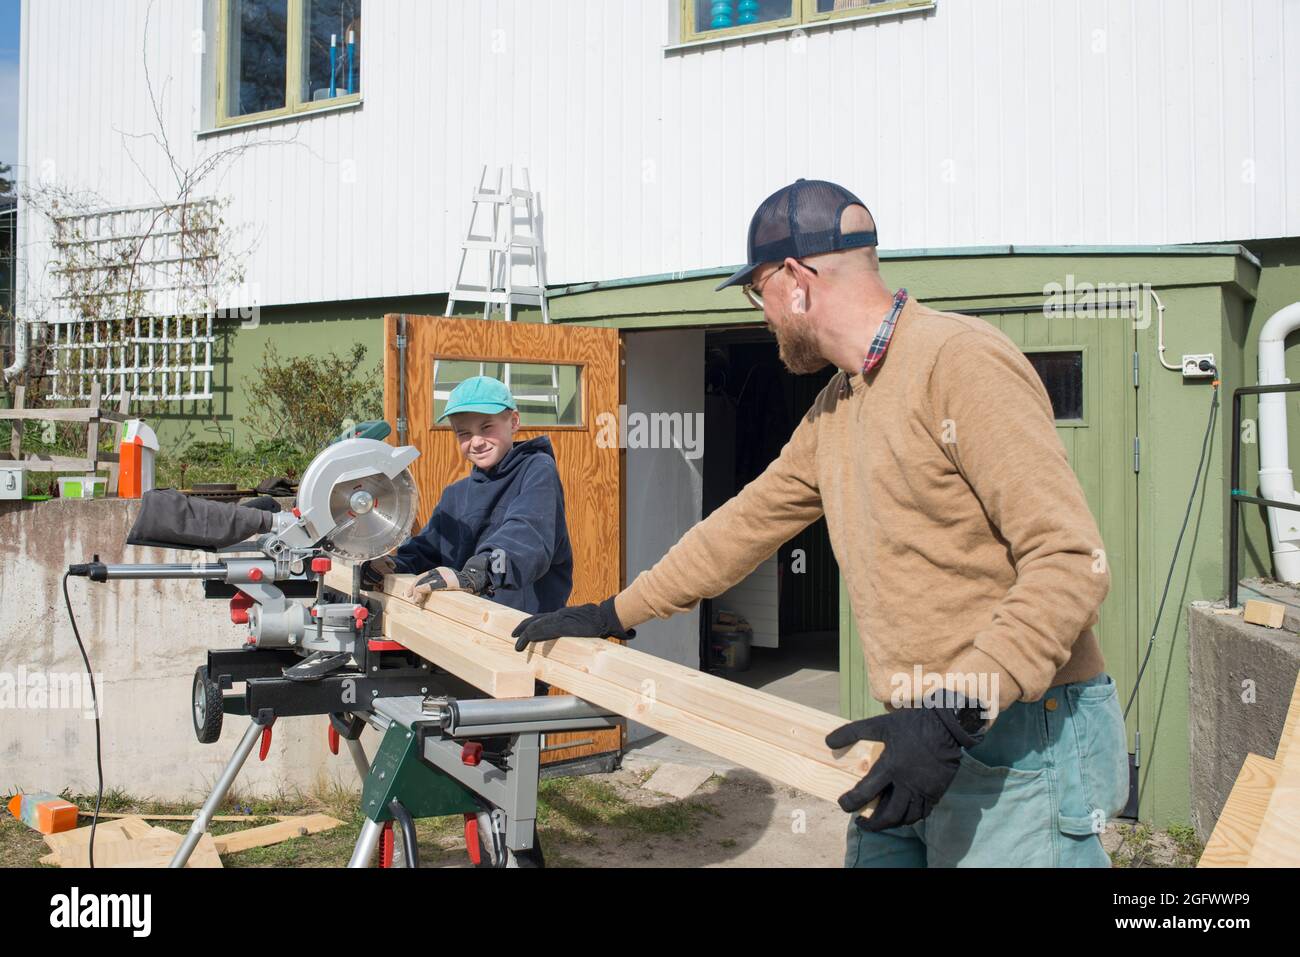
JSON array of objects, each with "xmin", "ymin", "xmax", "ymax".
[
  {"xmin": 1124, "ymin": 379, "xmax": 1220, "ymax": 722},
  {"xmin": 61, "ymin": 569, "xmax": 104, "ymax": 868}
]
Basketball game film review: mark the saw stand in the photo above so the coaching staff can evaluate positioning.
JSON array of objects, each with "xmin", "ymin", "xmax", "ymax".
[{"xmin": 172, "ymin": 665, "xmax": 618, "ymax": 869}]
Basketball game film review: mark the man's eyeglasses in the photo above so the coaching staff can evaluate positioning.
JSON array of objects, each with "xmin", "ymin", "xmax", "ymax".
[{"xmin": 743, "ymin": 260, "xmax": 819, "ymax": 310}]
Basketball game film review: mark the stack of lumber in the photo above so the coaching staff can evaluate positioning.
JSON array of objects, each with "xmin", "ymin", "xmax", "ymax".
[
  {"xmin": 324, "ymin": 567, "xmax": 882, "ymax": 814},
  {"xmin": 39, "ymin": 813, "xmax": 343, "ymax": 867},
  {"xmin": 1199, "ymin": 671, "xmax": 1300, "ymax": 867}
]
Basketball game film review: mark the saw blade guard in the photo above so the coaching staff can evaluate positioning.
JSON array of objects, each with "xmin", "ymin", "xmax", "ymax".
[{"xmin": 294, "ymin": 439, "xmax": 420, "ymax": 560}]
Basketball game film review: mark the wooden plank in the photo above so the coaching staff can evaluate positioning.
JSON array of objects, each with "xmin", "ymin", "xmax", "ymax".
[
  {"xmin": 0, "ymin": 457, "xmax": 97, "ymax": 471},
  {"xmin": 212, "ymin": 814, "xmax": 342, "ymax": 855},
  {"xmin": 338, "ymin": 568, "xmax": 879, "ymax": 813},
  {"xmin": 324, "ymin": 566, "xmax": 537, "ymax": 699},
  {"xmin": 388, "ymin": 618, "xmax": 535, "ymax": 699},
  {"xmin": 1277, "ymin": 670, "xmax": 1300, "ymax": 763},
  {"xmin": 1245, "ymin": 754, "xmax": 1300, "ymax": 866},
  {"xmin": 77, "ymin": 811, "xmax": 296, "ymax": 823},
  {"xmin": 1198, "ymin": 754, "xmax": 1280, "ymax": 867},
  {"xmin": 398, "ymin": 579, "xmax": 881, "ymax": 778},
  {"xmin": 1246, "ymin": 673, "xmax": 1300, "ymax": 866},
  {"xmin": 0, "ymin": 408, "xmax": 99, "ymax": 422}
]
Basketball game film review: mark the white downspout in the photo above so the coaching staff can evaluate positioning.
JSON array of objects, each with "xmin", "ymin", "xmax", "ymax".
[
  {"xmin": 4, "ymin": 0, "xmax": 30, "ymax": 383},
  {"xmin": 1257, "ymin": 302, "xmax": 1300, "ymax": 584}
]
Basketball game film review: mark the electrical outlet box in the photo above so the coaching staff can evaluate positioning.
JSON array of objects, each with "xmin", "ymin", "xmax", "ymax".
[
  {"xmin": 0, "ymin": 468, "xmax": 26, "ymax": 500},
  {"xmin": 1182, "ymin": 354, "xmax": 1217, "ymax": 379}
]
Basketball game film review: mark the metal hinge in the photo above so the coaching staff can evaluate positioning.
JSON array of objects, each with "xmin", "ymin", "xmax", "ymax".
[
  {"xmin": 1132, "ymin": 351, "xmax": 1140, "ymax": 389},
  {"xmin": 1133, "ymin": 437, "xmax": 1141, "ymax": 473},
  {"xmin": 395, "ymin": 335, "xmax": 407, "ymax": 349},
  {"xmin": 396, "ymin": 417, "xmax": 408, "ymax": 435}
]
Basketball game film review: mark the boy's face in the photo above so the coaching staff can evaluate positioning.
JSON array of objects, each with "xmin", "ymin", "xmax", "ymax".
[{"xmin": 449, "ymin": 409, "xmax": 520, "ymax": 471}]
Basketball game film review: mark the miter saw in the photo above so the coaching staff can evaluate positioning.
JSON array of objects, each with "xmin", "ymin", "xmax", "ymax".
[{"xmin": 65, "ymin": 427, "xmax": 617, "ymax": 868}]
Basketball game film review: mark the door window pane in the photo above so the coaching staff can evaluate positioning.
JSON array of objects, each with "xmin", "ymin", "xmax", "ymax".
[
  {"xmin": 433, "ymin": 360, "xmax": 583, "ymax": 427},
  {"xmin": 302, "ymin": 0, "xmax": 362, "ymax": 103},
  {"xmin": 695, "ymin": 0, "xmax": 792, "ymax": 32},
  {"xmin": 1025, "ymin": 352, "xmax": 1084, "ymax": 421},
  {"xmin": 226, "ymin": 0, "xmax": 289, "ymax": 118}
]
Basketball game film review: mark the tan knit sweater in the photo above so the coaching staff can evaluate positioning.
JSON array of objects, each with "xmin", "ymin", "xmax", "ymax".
[{"xmin": 615, "ymin": 297, "xmax": 1109, "ymax": 714}]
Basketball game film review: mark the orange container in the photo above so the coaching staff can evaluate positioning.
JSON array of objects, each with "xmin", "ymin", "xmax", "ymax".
[{"xmin": 7, "ymin": 792, "xmax": 79, "ymax": 834}]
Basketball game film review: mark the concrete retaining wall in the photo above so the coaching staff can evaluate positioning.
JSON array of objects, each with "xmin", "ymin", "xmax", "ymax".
[
  {"xmin": 0, "ymin": 497, "xmax": 366, "ymax": 803},
  {"xmin": 1188, "ymin": 590, "xmax": 1300, "ymax": 843}
]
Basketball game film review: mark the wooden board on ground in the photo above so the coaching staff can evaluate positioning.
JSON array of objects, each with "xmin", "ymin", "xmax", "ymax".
[
  {"xmin": 332, "ymin": 567, "xmax": 881, "ymax": 815},
  {"xmin": 212, "ymin": 814, "xmax": 343, "ymax": 855},
  {"xmin": 42, "ymin": 818, "xmax": 221, "ymax": 868},
  {"xmin": 1198, "ymin": 754, "xmax": 1281, "ymax": 867}
]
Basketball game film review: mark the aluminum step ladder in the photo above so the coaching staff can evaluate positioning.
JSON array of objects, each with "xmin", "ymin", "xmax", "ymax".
[{"xmin": 446, "ymin": 166, "xmax": 551, "ymax": 325}]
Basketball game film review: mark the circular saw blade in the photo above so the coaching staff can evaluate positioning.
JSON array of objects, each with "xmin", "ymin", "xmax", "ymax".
[{"xmin": 325, "ymin": 470, "xmax": 419, "ymax": 562}]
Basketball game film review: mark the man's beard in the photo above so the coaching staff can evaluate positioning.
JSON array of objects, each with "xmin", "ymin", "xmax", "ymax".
[{"xmin": 771, "ymin": 312, "xmax": 831, "ymax": 375}]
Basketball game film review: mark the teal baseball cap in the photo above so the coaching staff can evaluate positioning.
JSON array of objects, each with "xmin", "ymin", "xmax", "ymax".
[{"xmin": 438, "ymin": 376, "xmax": 518, "ymax": 423}]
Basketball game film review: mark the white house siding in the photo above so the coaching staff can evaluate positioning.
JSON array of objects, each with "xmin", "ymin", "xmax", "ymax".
[{"xmin": 16, "ymin": 0, "xmax": 1300, "ymax": 313}]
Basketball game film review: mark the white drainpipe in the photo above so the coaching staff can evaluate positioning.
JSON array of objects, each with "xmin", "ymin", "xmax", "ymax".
[{"xmin": 1258, "ymin": 302, "xmax": 1300, "ymax": 584}]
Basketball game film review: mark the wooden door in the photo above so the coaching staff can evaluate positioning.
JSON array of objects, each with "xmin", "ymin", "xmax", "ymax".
[{"xmin": 384, "ymin": 314, "xmax": 624, "ymax": 765}]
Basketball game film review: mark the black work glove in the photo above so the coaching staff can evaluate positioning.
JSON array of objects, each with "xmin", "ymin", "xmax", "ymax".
[
  {"xmin": 360, "ymin": 556, "xmax": 397, "ymax": 589},
  {"xmin": 511, "ymin": 597, "xmax": 635, "ymax": 653},
  {"xmin": 406, "ymin": 552, "xmax": 495, "ymax": 601},
  {"xmin": 825, "ymin": 690, "xmax": 989, "ymax": 832}
]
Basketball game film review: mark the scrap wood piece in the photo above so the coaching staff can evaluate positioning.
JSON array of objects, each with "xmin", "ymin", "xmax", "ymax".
[
  {"xmin": 43, "ymin": 814, "xmax": 154, "ymax": 855},
  {"xmin": 42, "ymin": 819, "xmax": 221, "ymax": 868},
  {"xmin": 212, "ymin": 813, "xmax": 343, "ymax": 855},
  {"xmin": 1243, "ymin": 599, "xmax": 1287, "ymax": 629},
  {"xmin": 1198, "ymin": 754, "xmax": 1280, "ymax": 868},
  {"xmin": 338, "ymin": 568, "xmax": 881, "ymax": 813}
]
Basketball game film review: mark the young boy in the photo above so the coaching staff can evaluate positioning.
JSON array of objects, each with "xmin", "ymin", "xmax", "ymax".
[{"xmin": 361, "ymin": 376, "xmax": 573, "ymax": 614}]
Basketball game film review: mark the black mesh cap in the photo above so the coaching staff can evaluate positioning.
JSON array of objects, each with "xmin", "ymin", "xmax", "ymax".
[{"xmin": 716, "ymin": 179, "xmax": 878, "ymax": 291}]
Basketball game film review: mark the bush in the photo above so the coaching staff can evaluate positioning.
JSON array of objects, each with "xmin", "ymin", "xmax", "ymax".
[{"xmin": 240, "ymin": 342, "xmax": 383, "ymax": 456}]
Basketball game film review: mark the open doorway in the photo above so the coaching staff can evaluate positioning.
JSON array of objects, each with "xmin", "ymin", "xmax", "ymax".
[{"xmin": 700, "ymin": 328, "xmax": 840, "ymax": 716}]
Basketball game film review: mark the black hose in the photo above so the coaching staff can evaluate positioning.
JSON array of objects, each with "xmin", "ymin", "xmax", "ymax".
[
  {"xmin": 62, "ymin": 570, "xmax": 103, "ymax": 868},
  {"xmin": 387, "ymin": 799, "xmax": 420, "ymax": 869}
]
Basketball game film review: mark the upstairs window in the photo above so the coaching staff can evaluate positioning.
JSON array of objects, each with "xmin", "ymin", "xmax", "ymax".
[
  {"xmin": 680, "ymin": 0, "xmax": 933, "ymax": 44},
  {"xmin": 219, "ymin": 0, "xmax": 362, "ymax": 126}
]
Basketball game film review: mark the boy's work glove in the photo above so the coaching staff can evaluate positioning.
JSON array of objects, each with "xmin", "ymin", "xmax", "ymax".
[
  {"xmin": 511, "ymin": 597, "xmax": 635, "ymax": 653},
  {"xmin": 825, "ymin": 689, "xmax": 989, "ymax": 832},
  {"xmin": 360, "ymin": 556, "xmax": 397, "ymax": 589},
  {"xmin": 406, "ymin": 552, "xmax": 494, "ymax": 602}
]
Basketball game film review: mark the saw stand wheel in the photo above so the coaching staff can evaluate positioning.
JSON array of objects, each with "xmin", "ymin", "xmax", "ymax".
[{"xmin": 192, "ymin": 666, "xmax": 224, "ymax": 744}]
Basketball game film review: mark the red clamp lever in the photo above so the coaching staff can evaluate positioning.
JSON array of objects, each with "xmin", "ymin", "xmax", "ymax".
[
  {"xmin": 464, "ymin": 814, "xmax": 481, "ymax": 865},
  {"xmin": 380, "ymin": 821, "xmax": 394, "ymax": 869},
  {"xmin": 230, "ymin": 591, "xmax": 255, "ymax": 625},
  {"xmin": 259, "ymin": 722, "xmax": 274, "ymax": 761},
  {"xmin": 461, "ymin": 742, "xmax": 483, "ymax": 767},
  {"xmin": 352, "ymin": 606, "xmax": 370, "ymax": 630}
]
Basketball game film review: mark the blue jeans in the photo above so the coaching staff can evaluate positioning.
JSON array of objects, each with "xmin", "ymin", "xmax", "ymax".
[{"xmin": 844, "ymin": 673, "xmax": 1129, "ymax": 868}]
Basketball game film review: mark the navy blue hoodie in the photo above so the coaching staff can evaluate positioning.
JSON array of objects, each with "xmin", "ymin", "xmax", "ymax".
[{"xmin": 391, "ymin": 436, "xmax": 573, "ymax": 614}]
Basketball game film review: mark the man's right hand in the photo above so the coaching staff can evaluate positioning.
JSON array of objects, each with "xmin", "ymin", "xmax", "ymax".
[
  {"xmin": 511, "ymin": 597, "xmax": 635, "ymax": 652},
  {"xmin": 360, "ymin": 556, "xmax": 397, "ymax": 589}
]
